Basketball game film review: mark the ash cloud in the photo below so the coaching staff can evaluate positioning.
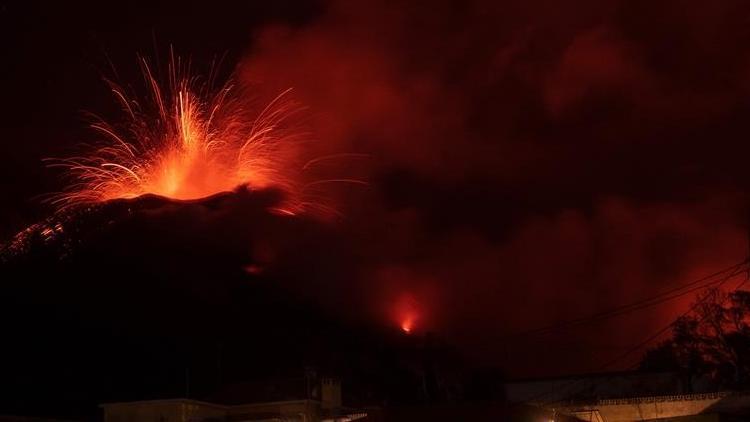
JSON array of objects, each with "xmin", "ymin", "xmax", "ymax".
[{"xmin": 235, "ymin": 0, "xmax": 750, "ymax": 375}]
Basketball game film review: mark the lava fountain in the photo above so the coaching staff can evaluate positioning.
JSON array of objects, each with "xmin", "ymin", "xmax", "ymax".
[{"xmin": 48, "ymin": 54, "xmax": 304, "ymax": 211}]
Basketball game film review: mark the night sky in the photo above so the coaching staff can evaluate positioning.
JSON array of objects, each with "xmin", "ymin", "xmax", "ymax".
[{"xmin": 4, "ymin": 0, "xmax": 750, "ymax": 417}]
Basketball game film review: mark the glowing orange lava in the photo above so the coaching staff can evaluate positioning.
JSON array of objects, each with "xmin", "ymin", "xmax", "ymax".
[
  {"xmin": 400, "ymin": 318, "xmax": 414, "ymax": 334},
  {"xmin": 393, "ymin": 290, "xmax": 422, "ymax": 335},
  {"xmin": 48, "ymin": 55, "xmax": 303, "ymax": 210}
]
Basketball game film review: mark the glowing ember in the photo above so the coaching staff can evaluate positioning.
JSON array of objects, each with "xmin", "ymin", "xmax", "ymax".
[{"xmin": 48, "ymin": 55, "xmax": 303, "ymax": 210}]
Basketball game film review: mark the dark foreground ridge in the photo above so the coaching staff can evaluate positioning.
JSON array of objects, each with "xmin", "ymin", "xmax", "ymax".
[{"xmin": 0, "ymin": 188, "xmax": 482, "ymax": 420}]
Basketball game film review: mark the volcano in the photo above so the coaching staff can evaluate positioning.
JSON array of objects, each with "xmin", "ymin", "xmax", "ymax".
[{"xmin": 0, "ymin": 188, "xmax": 472, "ymax": 419}]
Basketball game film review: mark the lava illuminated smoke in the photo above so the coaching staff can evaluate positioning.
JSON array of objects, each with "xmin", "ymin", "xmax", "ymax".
[{"xmin": 48, "ymin": 54, "xmax": 305, "ymax": 212}]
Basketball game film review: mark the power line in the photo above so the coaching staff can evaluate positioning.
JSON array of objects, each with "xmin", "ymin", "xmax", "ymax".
[
  {"xmin": 599, "ymin": 266, "xmax": 748, "ymax": 371},
  {"xmin": 528, "ymin": 265, "xmax": 749, "ymax": 405},
  {"xmin": 508, "ymin": 260, "xmax": 748, "ymax": 339}
]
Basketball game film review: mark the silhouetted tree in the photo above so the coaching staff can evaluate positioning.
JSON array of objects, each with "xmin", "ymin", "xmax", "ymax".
[{"xmin": 640, "ymin": 289, "xmax": 750, "ymax": 389}]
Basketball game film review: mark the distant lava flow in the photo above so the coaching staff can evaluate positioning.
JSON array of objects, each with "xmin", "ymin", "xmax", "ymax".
[
  {"xmin": 48, "ymin": 55, "xmax": 305, "ymax": 212},
  {"xmin": 400, "ymin": 317, "xmax": 414, "ymax": 334}
]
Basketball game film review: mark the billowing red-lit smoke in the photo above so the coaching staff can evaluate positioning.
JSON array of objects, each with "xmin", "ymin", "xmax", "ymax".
[{"xmin": 235, "ymin": 0, "xmax": 750, "ymax": 375}]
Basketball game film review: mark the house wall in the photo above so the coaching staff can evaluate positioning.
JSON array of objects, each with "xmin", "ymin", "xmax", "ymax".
[
  {"xmin": 102, "ymin": 400, "xmax": 226, "ymax": 422},
  {"xmin": 102, "ymin": 399, "xmax": 323, "ymax": 422},
  {"xmin": 596, "ymin": 397, "xmax": 721, "ymax": 421},
  {"xmin": 227, "ymin": 400, "xmax": 319, "ymax": 422},
  {"xmin": 557, "ymin": 393, "xmax": 730, "ymax": 422}
]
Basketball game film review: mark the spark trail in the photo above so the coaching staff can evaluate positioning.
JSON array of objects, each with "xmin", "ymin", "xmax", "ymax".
[{"xmin": 48, "ymin": 54, "xmax": 305, "ymax": 213}]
